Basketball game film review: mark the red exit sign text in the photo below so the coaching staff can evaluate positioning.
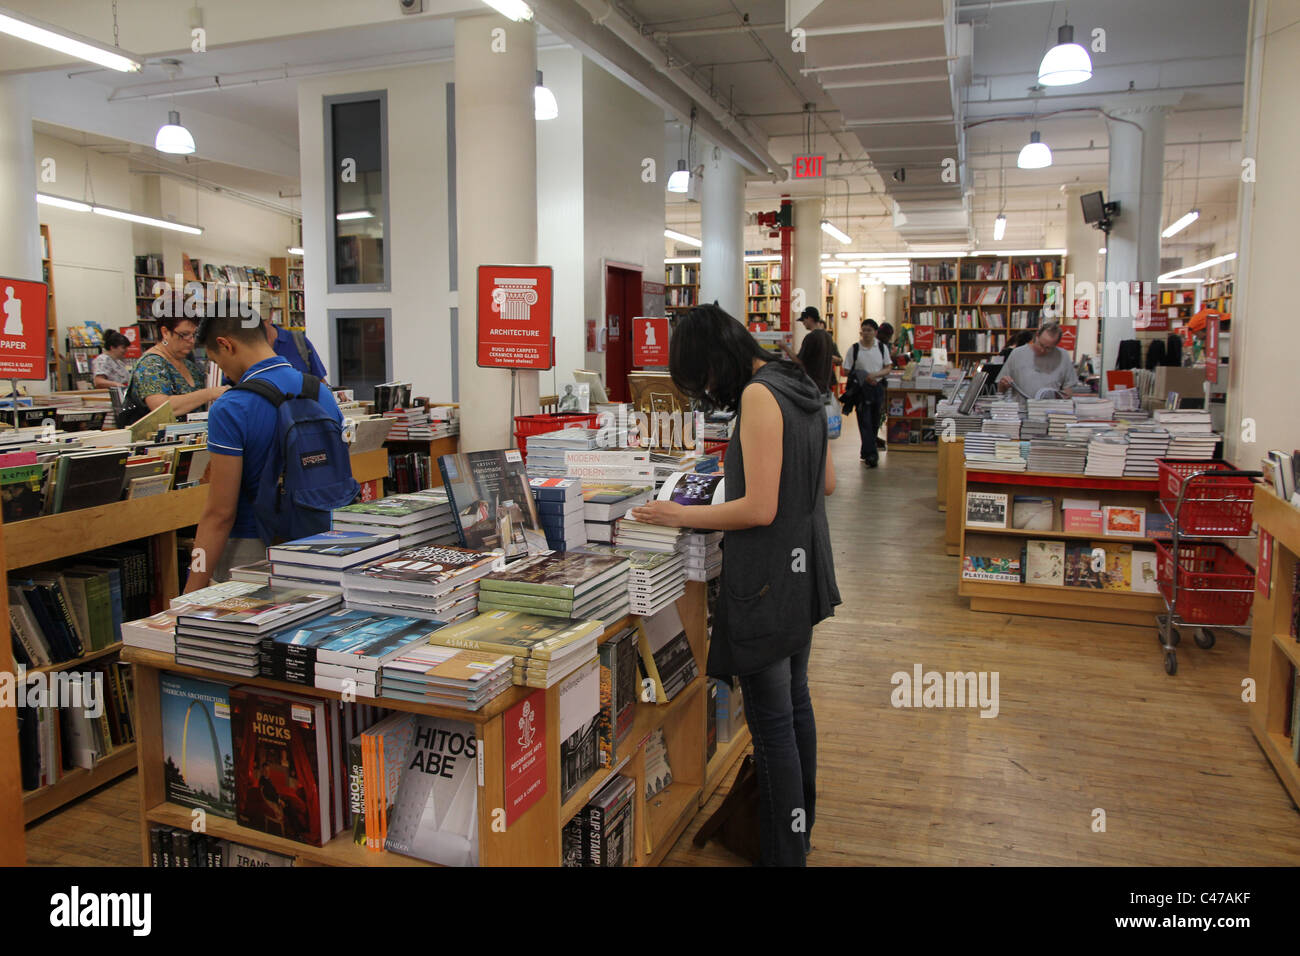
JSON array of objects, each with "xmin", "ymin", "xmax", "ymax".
[{"xmin": 793, "ymin": 154, "xmax": 825, "ymax": 179}]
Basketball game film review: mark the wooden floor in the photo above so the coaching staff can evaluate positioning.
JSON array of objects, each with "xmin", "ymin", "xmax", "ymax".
[{"xmin": 26, "ymin": 440, "xmax": 1300, "ymax": 866}]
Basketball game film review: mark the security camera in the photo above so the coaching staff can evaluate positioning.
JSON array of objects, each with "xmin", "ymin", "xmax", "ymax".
[
  {"xmin": 892, "ymin": 168, "xmax": 906, "ymax": 184},
  {"xmin": 399, "ymin": 0, "xmax": 424, "ymax": 13}
]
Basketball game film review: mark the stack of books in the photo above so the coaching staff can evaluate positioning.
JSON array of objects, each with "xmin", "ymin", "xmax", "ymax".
[
  {"xmin": 428, "ymin": 405, "xmax": 459, "ymax": 438},
  {"xmin": 477, "ymin": 551, "xmax": 631, "ymax": 624},
  {"xmin": 382, "ymin": 643, "xmax": 514, "ymax": 709},
  {"xmin": 526, "ymin": 428, "xmax": 601, "ymax": 476},
  {"xmin": 1073, "ymin": 397, "xmax": 1116, "ymax": 421},
  {"xmin": 1154, "ymin": 409, "xmax": 1219, "ymax": 459},
  {"xmin": 427, "ymin": 610, "xmax": 604, "ymax": 689},
  {"xmin": 562, "ymin": 774, "xmax": 635, "ymax": 867},
  {"xmin": 342, "ymin": 544, "xmax": 503, "ymax": 624},
  {"xmin": 266, "ymin": 530, "xmax": 401, "ymax": 593},
  {"xmin": 173, "ymin": 587, "xmax": 342, "ymax": 677},
  {"xmin": 1122, "ymin": 425, "xmax": 1171, "ymax": 477},
  {"xmin": 1027, "ymin": 398, "xmax": 1074, "ymax": 422},
  {"xmin": 934, "ymin": 414, "xmax": 984, "ymax": 437},
  {"xmin": 1084, "ymin": 431, "xmax": 1129, "ymax": 477},
  {"xmin": 1046, "ymin": 412, "xmax": 1078, "ymax": 438},
  {"xmin": 982, "ymin": 401, "xmax": 1021, "ymax": 439},
  {"xmin": 582, "ymin": 482, "xmax": 653, "ymax": 543},
  {"xmin": 614, "ymin": 516, "xmax": 683, "ymax": 553},
  {"xmin": 531, "ymin": 477, "xmax": 587, "ymax": 551},
  {"xmin": 623, "ymin": 547, "xmax": 687, "ymax": 614},
  {"xmin": 383, "ymin": 405, "xmax": 434, "ymax": 440},
  {"xmin": 681, "ymin": 531, "xmax": 722, "ymax": 582},
  {"xmin": 332, "ymin": 493, "xmax": 460, "ymax": 549},
  {"xmin": 263, "ymin": 608, "xmax": 437, "ymax": 697},
  {"xmin": 229, "ymin": 560, "xmax": 272, "ymax": 585},
  {"xmin": 1026, "ymin": 438, "xmax": 1088, "ymax": 474}
]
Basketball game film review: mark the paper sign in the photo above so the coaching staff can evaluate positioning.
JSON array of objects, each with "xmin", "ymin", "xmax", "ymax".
[
  {"xmin": 477, "ymin": 265, "xmax": 553, "ymax": 370},
  {"xmin": 120, "ymin": 325, "xmax": 142, "ymax": 359},
  {"xmin": 0, "ymin": 277, "xmax": 49, "ymax": 380},
  {"xmin": 913, "ymin": 325, "xmax": 934, "ymax": 351},
  {"xmin": 503, "ymin": 690, "xmax": 547, "ymax": 826},
  {"xmin": 1059, "ymin": 325, "xmax": 1077, "ymax": 352},
  {"xmin": 632, "ymin": 316, "xmax": 669, "ymax": 367}
]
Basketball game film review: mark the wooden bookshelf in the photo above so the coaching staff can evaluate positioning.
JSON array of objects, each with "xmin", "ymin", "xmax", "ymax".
[
  {"xmin": 745, "ymin": 261, "xmax": 784, "ymax": 331},
  {"xmin": 957, "ymin": 464, "xmax": 1165, "ymax": 625},
  {"xmin": 664, "ymin": 262, "xmax": 699, "ymax": 314},
  {"xmin": 0, "ymin": 514, "xmax": 24, "ymax": 863},
  {"xmin": 40, "ymin": 224, "xmax": 59, "ymax": 389},
  {"xmin": 124, "ymin": 582, "xmax": 714, "ymax": 867},
  {"xmin": 1249, "ymin": 486, "xmax": 1300, "ymax": 807},
  {"xmin": 270, "ymin": 255, "xmax": 305, "ymax": 329},
  {"xmin": 944, "ymin": 439, "xmax": 966, "ymax": 554},
  {"xmin": 885, "ymin": 386, "xmax": 944, "ymax": 453}
]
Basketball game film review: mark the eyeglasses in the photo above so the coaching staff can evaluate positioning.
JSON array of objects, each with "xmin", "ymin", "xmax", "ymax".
[{"xmin": 169, "ymin": 330, "xmax": 197, "ymax": 342}]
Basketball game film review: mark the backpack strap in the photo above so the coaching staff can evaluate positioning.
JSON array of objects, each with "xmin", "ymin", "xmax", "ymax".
[
  {"xmin": 290, "ymin": 330, "xmax": 313, "ymax": 371},
  {"xmin": 232, "ymin": 377, "xmax": 289, "ymax": 407},
  {"xmin": 299, "ymin": 374, "xmax": 322, "ymax": 402}
]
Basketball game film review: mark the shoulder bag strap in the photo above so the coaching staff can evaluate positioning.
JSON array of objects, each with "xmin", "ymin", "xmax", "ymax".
[{"xmin": 232, "ymin": 377, "xmax": 288, "ymax": 407}]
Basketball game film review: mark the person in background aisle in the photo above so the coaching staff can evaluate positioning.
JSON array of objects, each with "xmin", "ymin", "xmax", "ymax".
[
  {"xmin": 629, "ymin": 304, "xmax": 840, "ymax": 867},
  {"xmin": 996, "ymin": 321, "xmax": 1078, "ymax": 406},
  {"xmin": 185, "ymin": 311, "xmax": 346, "ymax": 590},
  {"xmin": 131, "ymin": 315, "xmax": 227, "ymax": 416},
  {"xmin": 265, "ymin": 316, "xmax": 328, "ymax": 380},
  {"xmin": 816, "ymin": 315, "xmax": 842, "ymax": 373},
  {"xmin": 991, "ymin": 330, "xmax": 1034, "ymax": 382},
  {"xmin": 843, "ymin": 319, "xmax": 891, "ymax": 466},
  {"xmin": 873, "ymin": 323, "xmax": 896, "ymax": 448},
  {"xmin": 784, "ymin": 306, "xmax": 837, "ymax": 395},
  {"xmin": 91, "ymin": 330, "xmax": 132, "ymax": 389}
]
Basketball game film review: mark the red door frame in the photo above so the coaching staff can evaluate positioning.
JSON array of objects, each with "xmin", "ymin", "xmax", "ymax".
[{"xmin": 603, "ymin": 261, "xmax": 642, "ymax": 403}]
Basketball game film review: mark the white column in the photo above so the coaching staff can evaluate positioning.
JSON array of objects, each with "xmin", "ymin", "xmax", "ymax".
[
  {"xmin": 1103, "ymin": 97, "xmax": 1177, "ymax": 376},
  {"xmin": 864, "ymin": 282, "xmax": 885, "ymax": 324},
  {"xmin": 455, "ymin": 14, "xmax": 539, "ymax": 451},
  {"xmin": 792, "ymin": 198, "xmax": 823, "ymax": 349},
  {"xmin": 700, "ymin": 144, "xmax": 744, "ymax": 319},
  {"xmin": 1062, "ymin": 184, "xmax": 1103, "ymax": 357},
  {"xmin": 882, "ymin": 285, "xmax": 903, "ymax": 330},
  {"xmin": 0, "ymin": 76, "xmax": 40, "ymax": 283},
  {"xmin": 836, "ymin": 272, "xmax": 862, "ymax": 359}
]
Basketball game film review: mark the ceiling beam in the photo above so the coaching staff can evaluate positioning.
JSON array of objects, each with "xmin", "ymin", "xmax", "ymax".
[{"xmin": 804, "ymin": 19, "xmax": 946, "ymax": 37}]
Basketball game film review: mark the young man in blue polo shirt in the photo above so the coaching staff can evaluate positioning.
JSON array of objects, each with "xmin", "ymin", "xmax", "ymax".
[{"xmin": 185, "ymin": 312, "xmax": 345, "ymax": 592}]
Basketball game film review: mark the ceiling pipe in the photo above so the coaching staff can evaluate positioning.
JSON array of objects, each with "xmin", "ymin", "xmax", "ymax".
[
  {"xmin": 531, "ymin": 0, "xmax": 785, "ymax": 180},
  {"xmin": 653, "ymin": 22, "xmax": 785, "ymax": 39}
]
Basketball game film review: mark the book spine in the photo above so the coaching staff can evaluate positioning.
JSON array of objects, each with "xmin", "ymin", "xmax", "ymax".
[
  {"xmin": 148, "ymin": 826, "xmax": 162, "ymax": 867},
  {"xmin": 9, "ymin": 598, "xmax": 48, "ymax": 667}
]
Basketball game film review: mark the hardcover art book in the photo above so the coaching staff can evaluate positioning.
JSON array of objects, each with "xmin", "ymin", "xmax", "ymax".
[
  {"xmin": 383, "ymin": 716, "xmax": 479, "ymax": 866},
  {"xmin": 177, "ymin": 588, "xmax": 341, "ymax": 635},
  {"xmin": 1024, "ymin": 539, "xmax": 1065, "ymax": 587},
  {"xmin": 428, "ymin": 610, "xmax": 603, "ymax": 662},
  {"xmin": 268, "ymin": 531, "xmax": 399, "ymax": 569},
  {"xmin": 344, "ymin": 545, "xmax": 502, "ymax": 596},
  {"xmin": 656, "ymin": 470, "xmax": 726, "ymax": 507},
  {"xmin": 160, "ymin": 674, "xmax": 235, "ymax": 819},
  {"xmin": 478, "ymin": 551, "xmax": 629, "ymax": 599},
  {"xmin": 965, "ymin": 491, "xmax": 1009, "ymax": 529},
  {"xmin": 1064, "ymin": 544, "xmax": 1105, "ymax": 589},
  {"xmin": 438, "ymin": 450, "xmax": 546, "ymax": 558},
  {"xmin": 1011, "ymin": 495, "xmax": 1054, "ymax": 531}
]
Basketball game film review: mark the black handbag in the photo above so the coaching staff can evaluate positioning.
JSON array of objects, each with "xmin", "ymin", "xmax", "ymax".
[
  {"xmin": 114, "ymin": 366, "xmax": 150, "ymax": 428},
  {"xmin": 692, "ymin": 753, "xmax": 761, "ymax": 864}
]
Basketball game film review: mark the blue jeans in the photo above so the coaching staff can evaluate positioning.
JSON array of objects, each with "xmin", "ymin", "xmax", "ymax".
[{"xmin": 737, "ymin": 644, "xmax": 816, "ymax": 866}]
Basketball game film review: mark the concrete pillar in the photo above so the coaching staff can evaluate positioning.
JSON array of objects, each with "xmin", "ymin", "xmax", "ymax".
[
  {"xmin": 1062, "ymin": 184, "xmax": 1103, "ymax": 358},
  {"xmin": 883, "ymin": 285, "xmax": 903, "ymax": 330},
  {"xmin": 792, "ymin": 198, "xmax": 823, "ymax": 349},
  {"xmin": 455, "ymin": 14, "xmax": 538, "ymax": 450},
  {"xmin": 700, "ymin": 143, "xmax": 744, "ymax": 319},
  {"xmin": 1103, "ymin": 96, "xmax": 1178, "ymax": 376},
  {"xmin": 0, "ymin": 76, "xmax": 40, "ymax": 284},
  {"xmin": 864, "ymin": 281, "xmax": 885, "ymax": 324}
]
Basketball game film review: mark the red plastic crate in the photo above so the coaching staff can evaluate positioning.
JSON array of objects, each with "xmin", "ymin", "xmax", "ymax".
[
  {"xmin": 1155, "ymin": 540, "xmax": 1255, "ymax": 626},
  {"xmin": 513, "ymin": 412, "xmax": 601, "ymax": 461},
  {"xmin": 1156, "ymin": 459, "xmax": 1255, "ymax": 536}
]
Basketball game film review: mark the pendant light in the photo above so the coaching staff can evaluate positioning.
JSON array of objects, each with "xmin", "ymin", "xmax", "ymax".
[
  {"xmin": 155, "ymin": 109, "xmax": 195, "ymax": 154},
  {"xmin": 992, "ymin": 153, "xmax": 1007, "ymax": 240},
  {"xmin": 993, "ymin": 214, "xmax": 1007, "ymax": 241},
  {"xmin": 1038, "ymin": 23, "xmax": 1092, "ymax": 86},
  {"xmin": 667, "ymin": 108, "xmax": 696, "ymax": 194},
  {"xmin": 1162, "ymin": 136, "xmax": 1201, "ymax": 238},
  {"xmin": 534, "ymin": 71, "xmax": 558, "ymax": 121},
  {"xmin": 1017, "ymin": 131, "xmax": 1052, "ymax": 169},
  {"xmin": 482, "ymin": 0, "xmax": 533, "ymax": 20}
]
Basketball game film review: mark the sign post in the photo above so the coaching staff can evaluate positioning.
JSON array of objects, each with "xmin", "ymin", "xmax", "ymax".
[{"xmin": 477, "ymin": 264, "xmax": 554, "ymax": 440}]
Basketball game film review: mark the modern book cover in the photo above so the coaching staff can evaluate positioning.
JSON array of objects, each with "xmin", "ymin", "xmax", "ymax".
[
  {"xmin": 1012, "ymin": 495, "xmax": 1054, "ymax": 531},
  {"xmin": 383, "ymin": 716, "xmax": 479, "ymax": 866},
  {"xmin": 177, "ymin": 588, "xmax": 341, "ymax": 633},
  {"xmin": 345, "ymin": 545, "xmax": 502, "ymax": 594},
  {"xmin": 478, "ymin": 551, "xmax": 629, "ymax": 599},
  {"xmin": 438, "ymin": 450, "xmax": 545, "ymax": 559},
  {"xmin": 965, "ymin": 492, "xmax": 1008, "ymax": 529},
  {"xmin": 160, "ymin": 674, "xmax": 235, "ymax": 819}
]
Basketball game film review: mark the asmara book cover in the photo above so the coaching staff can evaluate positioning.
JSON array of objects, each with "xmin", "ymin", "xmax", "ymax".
[
  {"xmin": 230, "ymin": 687, "xmax": 328, "ymax": 846},
  {"xmin": 383, "ymin": 716, "xmax": 479, "ymax": 866},
  {"xmin": 479, "ymin": 551, "xmax": 628, "ymax": 597},
  {"xmin": 438, "ymin": 450, "xmax": 545, "ymax": 559},
  {"xmin": 160, "ymin": 674, "xmax": 235, "ymax": 819},
  {"xmin": 428, "ymin": 610, "xmax": 602, "ymax": 660}
]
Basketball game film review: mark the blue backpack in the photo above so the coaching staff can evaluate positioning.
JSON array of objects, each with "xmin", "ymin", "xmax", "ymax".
[{"xmin": 232, "ymin": 374, "xmax": 360, "ymax": 545}]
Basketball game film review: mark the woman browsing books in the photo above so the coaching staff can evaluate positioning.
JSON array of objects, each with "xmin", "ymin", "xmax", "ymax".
[
  {"xmin": 130, "ymin": 314, "xmax": 227, "ymax": 417},
  {"xmin": 630, "ymin": 303, "xmax": 841, "ymax": 867}
]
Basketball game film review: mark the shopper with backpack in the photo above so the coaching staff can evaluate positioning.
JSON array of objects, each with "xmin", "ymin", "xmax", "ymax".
[
  {"xmin": 185, "ymin": 311, "xmax": 359, "ymax": 591},
  {"xmin": 843, "ymin": 319, "xmax": 891, "ymax": 466}
]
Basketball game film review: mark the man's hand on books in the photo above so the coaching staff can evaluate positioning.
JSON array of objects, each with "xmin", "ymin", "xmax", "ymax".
[
  {"xmin": 997, "ymin": 374, "xmax": 1013, "ymax": 391},
  {"xmin": 630, "ymin": 500, "xmax": 687, "ymax": 527}
]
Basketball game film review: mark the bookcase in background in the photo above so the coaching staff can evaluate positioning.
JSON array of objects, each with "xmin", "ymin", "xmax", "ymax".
[
  {"xmin": 270, "ymin": 255, "xmax": 306, "ymax": 330},
  {"xmin": 744, "ymin": 261, "xmax": 784, "ymax": 331},
  {"xmin": 40, "ymin": 224, "xmax": 60, "ymax": 390},
  {"xmin": 664, "ymin": 263, "xmax": 699, "ymax": 315},
  {"xmin": 885, "ymin": 386, "xmax": 944, "ymax": 453},
  {"xmin": 0, "ymin": 514, "xmax": 25, "ymax": 864},
  {"xmin": 1248, "ymin": 487, "xmax": 1300, "ymax": 806}
]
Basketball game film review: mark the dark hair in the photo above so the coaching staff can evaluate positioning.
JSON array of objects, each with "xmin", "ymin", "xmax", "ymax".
[
  {"xmin": 158, "ymin": 314, "xmax": 198, "ymax": 334},
  {"xmin": 878, "ymin": 322, "xmax": 894, "ymax": 343},
  {"xmin": 861, "ymin": 318, "xmax": 879, "ymax": 330},
  {"xmin": 197, "ymin": 310, "xmax": 266, "ymax": 349},
  {"xmin": 1013, "ymin": 330, "xmax": 1034, "ymax": 347},
  {"xmin": 102, "ymin": 330, "xmax": 129, "ymax": 350},
  {"xmin": 800, "ymin": 306, "xmax": 820, "ymax": 322},
  {"xmin": 669, "ymin": 303, "xmax": 773, "ymax": 412}
]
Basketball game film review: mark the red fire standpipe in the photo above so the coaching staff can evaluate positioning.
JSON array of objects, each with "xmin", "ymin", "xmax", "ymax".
[{"xmin": 779, "ymin": 195, "xmax": 793, "ymax": 332}]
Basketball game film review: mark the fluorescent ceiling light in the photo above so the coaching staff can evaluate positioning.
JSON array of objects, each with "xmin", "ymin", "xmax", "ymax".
[
  {"xmin": 1017, "ymin": 131, "xmax": 1052, "ymax": 169},
  {"xmin": 0, "ymin": 9, "xmax": 141, "ymax": 72},
  {"xmin": 1037, "ymin": 24, "xmax": 1092, "ymax": 87},
  {"xmin": 534, "ymin": 70, "xmax": 557, "ymax": 121},
  {"xmin": 1158, "ymin": 252, "xmax": 1236, "ymax": 282},
  {"xmin": 1158, "ymin": 278, "xmax": 1203, "ymax": 284},
  {"xmin": 993, "ymin": 213, "xmax": 1006, "ymax": 241},
  {"xmin": 997, "ymin": 249, "xmax": 1067, "ymax": 257},
  {"xmin": 336, "ymin": 210, "xmax": 374, "ymax": 221},
  {"xmin": 667, "ymin": 160, "xmax": 690, "ymax": 193},
  {"xmin": 820, "ymin": 219, "xmax": 851, "ymax": 244},
  {"xmin": 665, "ymin": 256, "xmax": 701, "ymax": 265},
  {"xmin": 287, "ymin": 246, "xmax": 305, "ymax": 256},
  {"xmin": 821, "ymin": 253, "xmax": 831, "ymax": 259},
  {"xmin": 481, "ymin": 0, "xmax": 533, "ymax": 20},
  {"xmin": 744, "ymin": 255, "xmax": 782, "ymax": 262},
  {"xmin": 1099, "ymin": 247, "xmax": 1106, "ymax": 254},
  {"xmin": 1161, "ymin": 209, "xmax": 1200, "ymax": 239},
  {"xmin": 36, "ymin": 193, "xmax": 91, "ymax": 212},
  {"xmin": 664, "ymin": 229, "xmax": 701, "ymax": 247},
  {"xmin": 92, "ymin": 205, "xmax": 203, "ymax": 235},
  {"xmin": 154, "ymin": 110, "xmax": 195, "ymax": 155}
]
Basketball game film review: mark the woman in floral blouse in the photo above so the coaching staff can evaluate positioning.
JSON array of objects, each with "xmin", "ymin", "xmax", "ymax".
[{"xmin": 130, "ymin": 315, "xmax": 226, "ymax": 416}]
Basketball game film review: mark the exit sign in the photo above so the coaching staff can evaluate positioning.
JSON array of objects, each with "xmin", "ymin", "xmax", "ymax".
[{"xmin": 793, "ymin": 154, "xmax": 825, "ymax": 179}]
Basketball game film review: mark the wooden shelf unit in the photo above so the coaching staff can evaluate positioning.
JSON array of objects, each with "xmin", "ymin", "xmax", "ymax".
[
  {"xmin": 270, "ymin": 254, "xmax": 305, "ymax": 328},
  {"xmin": 744, "ymin": 261, "xmax": 785, "ymax": 331},
  {"xmin": 125, "ymin": 581, "xmax": 716, "ymax": 867},
  {"xmin": 885, "ymin": 386, "xmax": 945, "ymax": 453},
  {"xmin": 1248, "ymin": 487, "xmax": 1300, "ymax": 806},
  {"xmin": 957, "ymin": 465, "xmax": 1165, "ymax": 625},
  {"xmin": 39, "ymin": 224, "xmax": 59, "ymax": 389},
  {"xmin": 383, "ymin": 435, "xmax": 460, "ymax": 489},
  {"xmin": 664, "ymin": 263, "xmax": 699, "ymax": 313},
  {"xmin": 906, "ymin": 254, "xmax": 1066, "ymax": 366}
]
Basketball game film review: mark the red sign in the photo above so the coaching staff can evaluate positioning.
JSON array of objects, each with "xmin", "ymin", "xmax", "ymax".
[
  {"xmin": 913, "ymin": 325, "xmax": 935, "ymax": 351},
  {"xmin": 1205, "ymin": 316, "xmax": 1219, "ymax": 384},
  {"xmin": 1135, "ymin": 293, "xmax": 1168, "ymax": 331},
  {"xmin": 793, "ymin": 154, "xmax": 825, "ymax": 179},
  {"xmin": 1059, "ymin": 325, "xmax": 1077, "ymax": 353},
  {"xmin": 477, "ymin": 265, "xmax": 553, "ymax": 370},
  {"xmin": 632, "ymin": 316, "xmax": 669, "ymax": 367},
  {"xmin": 503, "ymin": 689, "xmax": 547, "ymax": 826},
  {"xmin": 0, "ymin": 278, "xmax": 49, "ymax": 380},
  {"xmin": 1257, "ymin": 530, "xmax": 1273, "ymax": 599},
  {"xmin": 120, "ymin": 325, "xmax": 142, "ymax": 359},
  {"xmin": 1071, "ymin": 298, "xmax": 1090, "ymax": 319}
]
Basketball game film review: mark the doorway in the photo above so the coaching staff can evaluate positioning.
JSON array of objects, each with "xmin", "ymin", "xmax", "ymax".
[{"xmin": 604, "ymin": 263, "xmax": 642, "ymax": 402}]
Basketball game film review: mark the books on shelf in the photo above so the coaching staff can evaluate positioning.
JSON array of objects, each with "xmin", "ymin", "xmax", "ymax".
[
  {"xmin": 381, "ymin": 643, "xmax": 513, "ymax": 710},
  {"xmin": 965, "ymin": 491, "xmax": 1009, "ymax": 529},
  {"xmin": 558, "ymin": 656, "xmax": 600, "ymax": 804},
  {"xmin": 174, "ymin": 588, "xmax": 342, "ymax": 678},
  {"xmin": 426, "ymin": 610, "xmax": 603, "ymax": 689},
  {"xmin": 1024, "ymin": 540, "xmax": 1065, "ymax": 586},
  {"xmin": 636, "ymin": 602, "xmax": 698, "ymax": 703},
  {"xmin": 160, "ymin": 674, "xmax": 235, "ymax": 818},
  {"xmin": 563, "ymin": 773, "xmax": 636, "ymax": 867},
  {"xmin": 438, "ymin": 449, "xmax": 546, "ymax": 559},
  {"xmin": 597, "ymin": 624, "xmax": 640, "ymax": 767},
  {"xmin": 381, "ymin": 715, "xmax": 480, "ymax": 866},
  {"xmin": 341, "ymin": 544, "xmax": 502, "ymax": 624},
  {"xmin": 1102, "ymin": 505, "xmax": 1146, "ymax": 538},
  {"xmin": 1011, "ymin": 495, "xmax": 1054, "ymax": 531},
  {"xmin": 961, "ymin": 553, "xmax": 1022, "ymax": 583}
]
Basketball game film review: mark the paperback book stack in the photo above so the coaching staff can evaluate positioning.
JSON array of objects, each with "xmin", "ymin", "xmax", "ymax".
[
  {"xmin": 342, "ymin": 545, "xmax": 503, "ymax": 624},
  {"xmin": 582, "ymin": 483, "xmax": 653, "ymax": 543},
  {"xmin": 982, "ymin": 401, "xmax": 1022, "ymax": 439},
  {"xmin": 263, "ymin": 608, "xmax": 436, "ymax": 697},
  {"xmin": 382, "ymin": 405, "xmax": 434, "ymax": 440},
  {"xmin": 332, "ymin": 493, "xmax": 460, "ymax": 549},
  {"xmin": 1026, "ymin": 438, "xmax": 1088, "ymax": 474},
  {"xmin": 427, "ymin": 610, "xmax": 604, "ymax": 689},
  {"xmin": 621, "ymin": 546, "xmax": 687, "ymax": 614},
  {"xmin": 1154, "ymin": 409, "xmax": 1219, "ymax": 459},
  {"xmin": 1084, "ymin": 431, "xmax": 1129, "ymax": 477},
  {"xmin": 681, "ymin": 531, "xmax": 722, "ymax": 582},
  {"xmin": 1027, "ymin": 398, "xmax": 1074, "ymax": 422},
  {"xmin": 1073, "ymin": 397, "xmax": 1116, "ymax": 422},
  {"xmin": 964, "ymin": 434, "xmax": 1026, "ymax": 471},
  {"xmin": 1046, "ymin": 412, "xmax": 1078, "ymax": 438},
  {"xmin": 477, "ymin": 551, "xmax": 631, "ymax": 625},
  {"xmin": 382, "ymin": 643, "xmax": 513, "ymax": 710},
  {"xmin": 525, "ymin": 428, "xmax": 601, "ymax": 476},
  {"xmin": 934, "ymin": 413, "xmax": 984, "ymax": 437},
  {"xmin": 428, "ymin": 405, "xmax": 459, "ymax": 438},
  {"xmin": 614, "ymin": 516, "xmax": 683, "ymax": 553},
  {"xmin": 1122, "ymin": 425, "xmax": 1171, "ymax": 477},
  {"xmin": 531, "ymin": 477, "xmax": 587, "ymax": 551},
  {"xmin": 174, "ymin": 588, "xmax": 342, "ymax": 677},
  {"xmin": 267, "ymin": 530, "xmax": 401, "ymax": 593},
  {"xmin": 117, "ymin": 581, "xmax": 266, "ymax": 654}
]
